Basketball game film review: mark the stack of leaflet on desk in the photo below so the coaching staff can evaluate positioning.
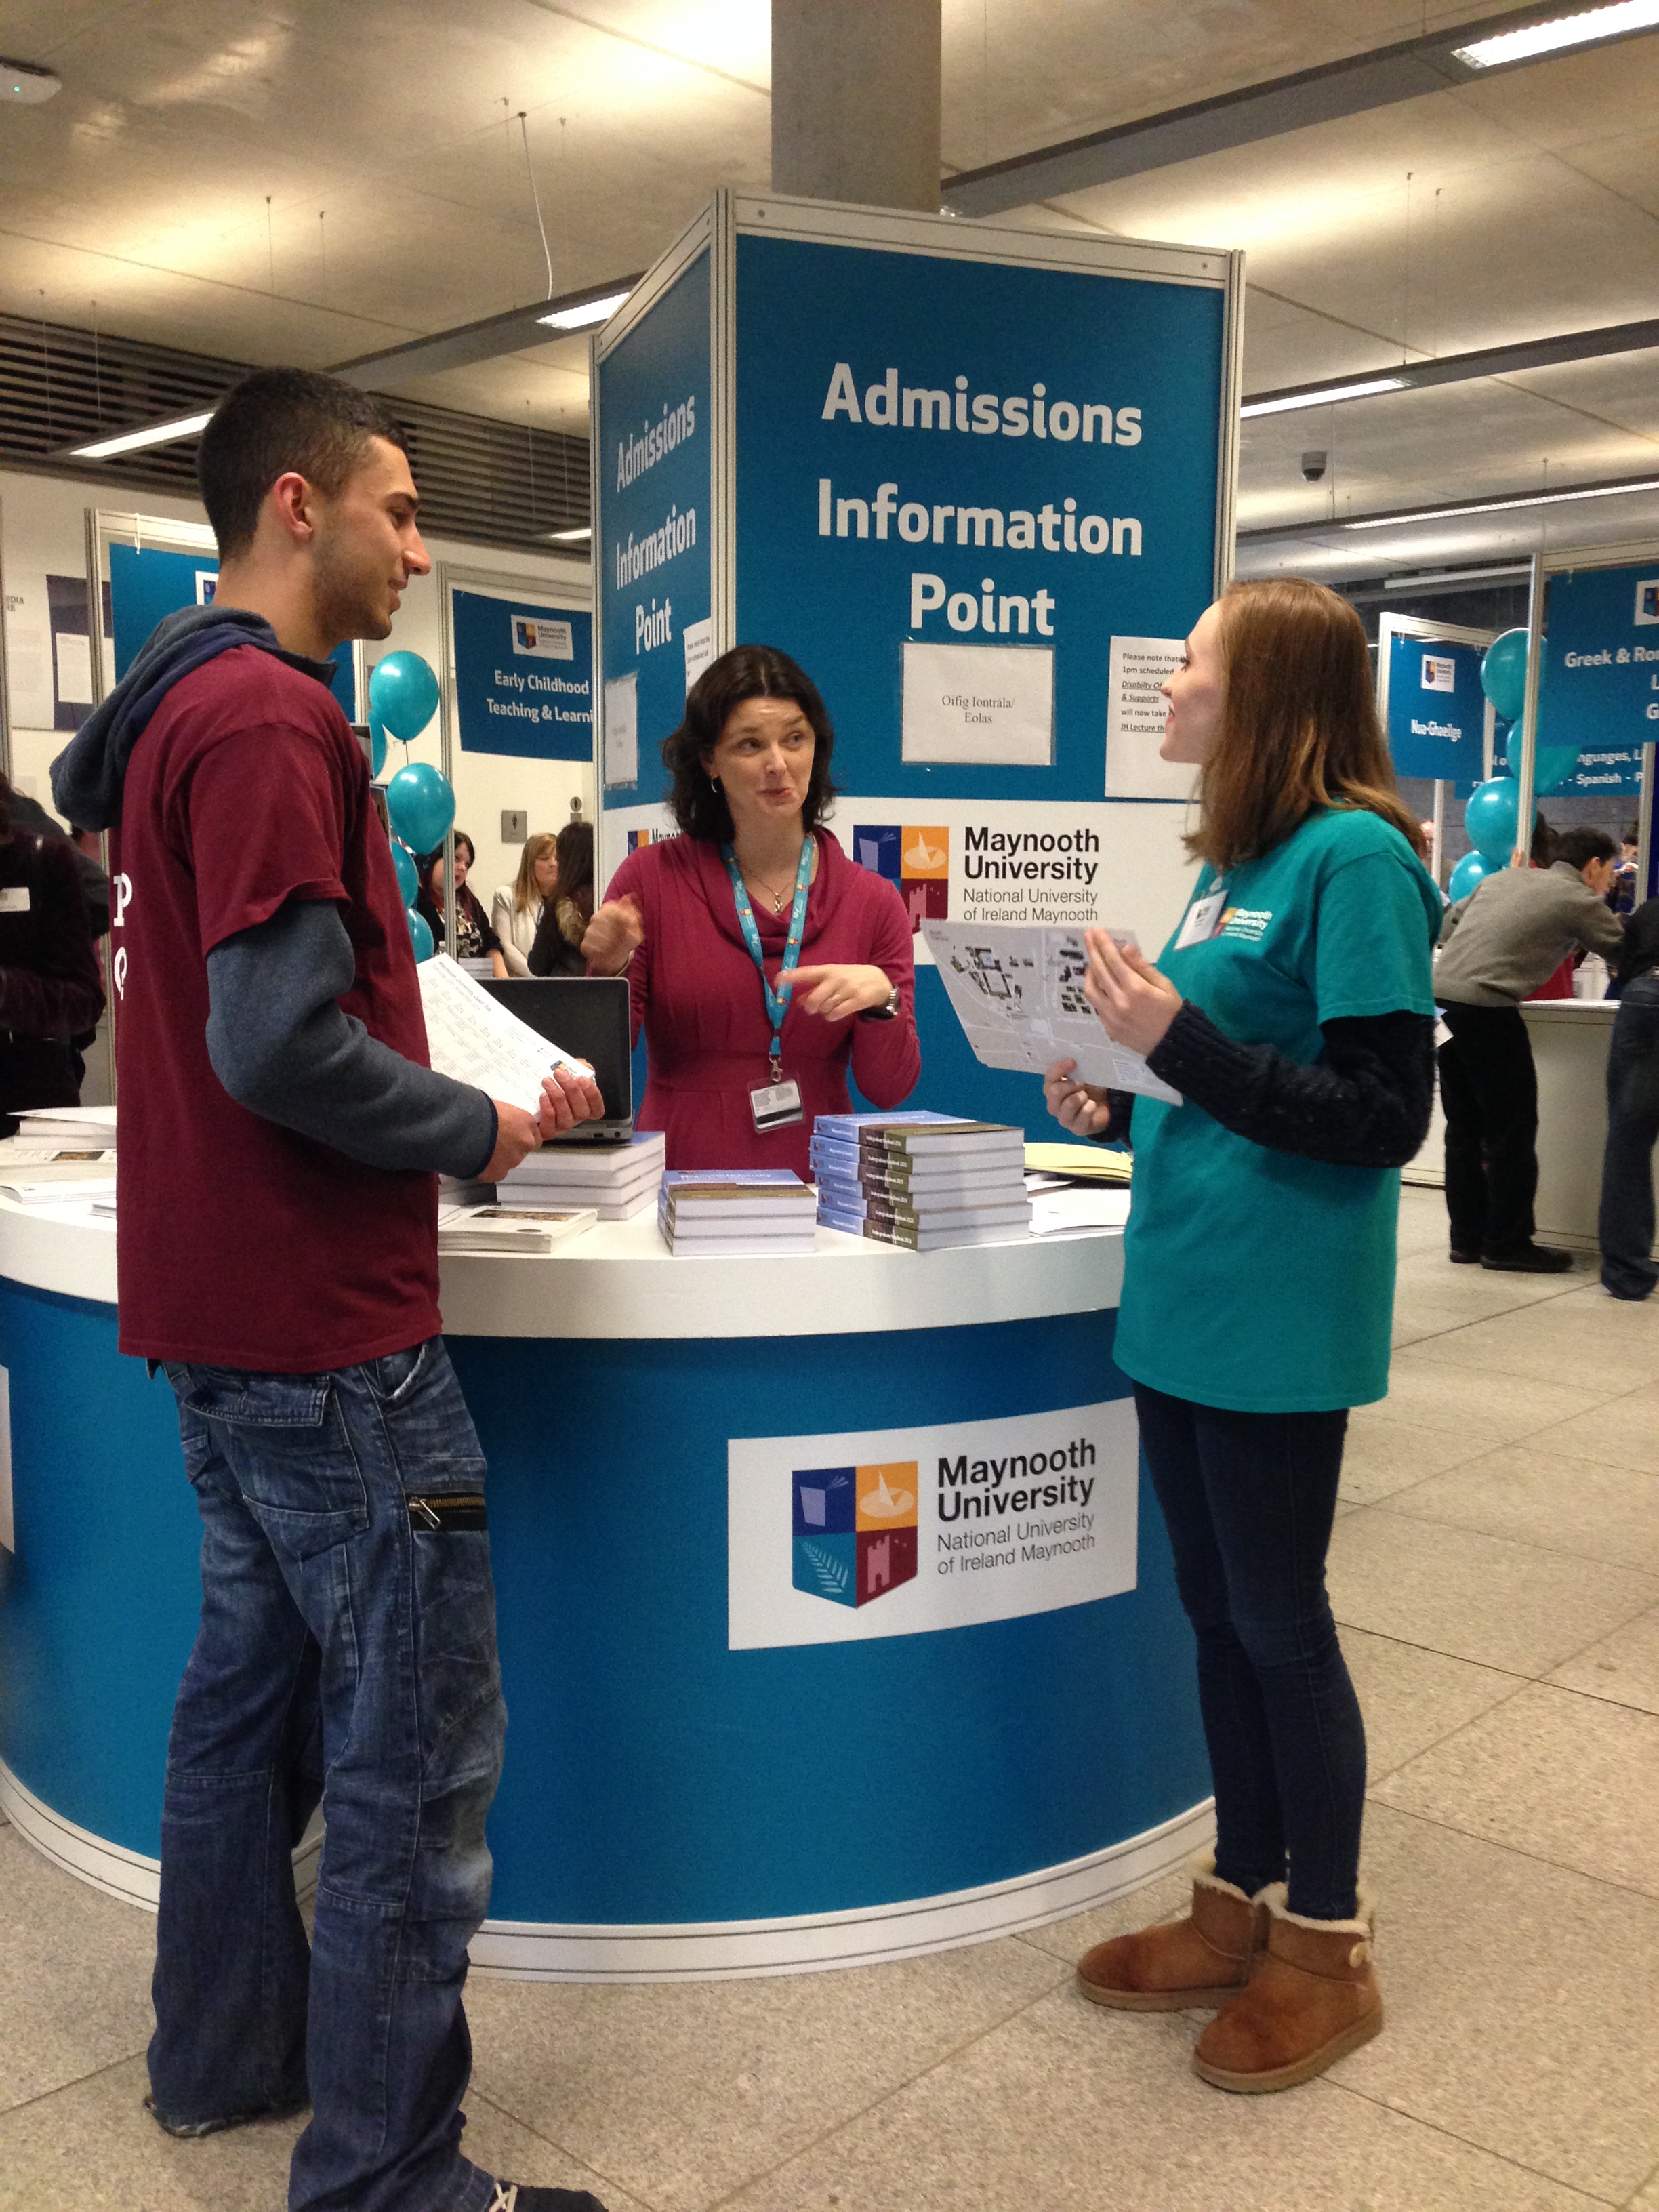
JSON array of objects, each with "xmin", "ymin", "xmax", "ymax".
[
  {"xmin": 497, "ymin": 1130, "xmax": 665, "ymax": 1219},
  {"xmin": 812, "ymin": 1114, "xmax": 1031, "ymax": 1250},
  {"xmin": 15, "ymin": 1105, "xmax": 117, "ymax": 1149},
  {"xmin": 658, "ymin": 1170, "xmax": 817, "ymax": 1256},
  {"xmin": 0, "ymin": 1174, "xmax": 118, "ymax": 1207},
  {"xmin": 438, "ymin": 1202, "xmax": 596, "ymax": 1254}
]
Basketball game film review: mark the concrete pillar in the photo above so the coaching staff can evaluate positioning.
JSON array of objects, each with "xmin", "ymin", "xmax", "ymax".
[{"xmin": 771, "ymin": 0, "xmax": 941, "ymax": 214}]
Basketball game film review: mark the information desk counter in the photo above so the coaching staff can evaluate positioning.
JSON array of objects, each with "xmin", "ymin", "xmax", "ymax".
[{"xmin": 0, "ymin": 1200, "xmax": 1210, "ymax": 1980}]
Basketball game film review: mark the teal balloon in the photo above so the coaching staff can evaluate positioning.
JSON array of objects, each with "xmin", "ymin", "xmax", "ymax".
[
  {"xmin": 1448, "ymin": 850, "xmax": 1496, "ymax": 903},
  {"xmin": 369, "ymin": 651, "xmax": 441, "ymax": 743},
  {"xmin": 1465, "ymin": 775, "xmax": 1521, "ymax": 864},
  {"xmin": 390, "ymin": 838, "xmax": 419, "ymax": 907},
  {"xmin": 1481, "ymin": 629, "xmax": 1529, "ymax": 722},
  {"xmin": 369, "ymin": 713, "xmax": 388, "ymax": 778},
  {"xmin": 407, "ymin": 905, "xmax": 435, "ymax": 963},
  {"xmin": 1534, "ymin": 742, "xmax": 1581, "ymax": 796},
  {"xmin": 385, "ymin": 761, "xmax": 455, "ymax": 855}
]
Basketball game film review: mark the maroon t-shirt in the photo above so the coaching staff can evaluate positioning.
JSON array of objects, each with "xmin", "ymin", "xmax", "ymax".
[{"xmin": 112, "ymin": 646, "xmax": 440, "ymax": 1370}]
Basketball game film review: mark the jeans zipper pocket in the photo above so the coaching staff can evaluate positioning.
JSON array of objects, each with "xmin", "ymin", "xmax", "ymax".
[{"xmin": 406, "ymin": 1494, "xmax": 488, "ymax": 1533}]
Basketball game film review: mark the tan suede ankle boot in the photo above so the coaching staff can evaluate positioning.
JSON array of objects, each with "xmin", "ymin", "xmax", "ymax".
[
  {"xmin": 1076, "ymin": 1853, "xmax": 1265, "ymax": 2011},
  {"xmin": 1192, "ymin": 1882, "xmax": 1382, "ymax": 2091}
]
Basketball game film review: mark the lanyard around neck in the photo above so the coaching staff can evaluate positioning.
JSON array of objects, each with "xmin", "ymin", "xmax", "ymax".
[{"xmin": 721, "ymin": 837, "xmax": 813, "ymax": 1067}]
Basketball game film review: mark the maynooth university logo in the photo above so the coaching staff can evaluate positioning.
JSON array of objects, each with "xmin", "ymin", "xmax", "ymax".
[
  {"xmin": 853, "ymin": 825, "xmax": 949, "ymax": 931},
  {"xmin": 792, "ymin": 1462, "xmax": 919, "ymax": 1607}
]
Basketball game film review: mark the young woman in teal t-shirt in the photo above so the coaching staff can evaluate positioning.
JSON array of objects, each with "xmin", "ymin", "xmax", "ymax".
[{"xmin": 1046, "ymin": 578, "xmax": 1441, "ymax": 2095}]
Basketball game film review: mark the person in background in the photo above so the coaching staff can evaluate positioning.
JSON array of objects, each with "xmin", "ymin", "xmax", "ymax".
[
  {"xmin": 491, "ymin": 830, "xmax": 558, "ymax": 976},
  {"xmin": 1, "ymin": 781, "xmax": 111, "ymax": 945},
  {"xmin": 1435, "ymin": 824, "xmax": 1625, "ymax": 1271},
  {"xmin": 1597, "ymin": 890, "xmax": 1659, "ymax": 1299},
  {"xmin": 417, "ymin": 830, "xmax": 507, "ymax": 975},
  {"xmin": 582, "ymin": 644, "xmax": 919, "ymax": 1173},
  {"xmin": 527, "ymin": 819, "xmax": 594, "ymax": 979},
  {"xmin": 1045, "ymin": 577, "xmax": 1441, "ymax": 2095},
  {"xmin": 0, "ymin": 771, "xmax": 106, "ymax": 1133},
  {"xmin": 49, "ymin": 365, "xmax": 606, "ymax": 2212},
  {"xmin": 1609, "ymin": 824, "xmax": 1641, "ymax": 917}
]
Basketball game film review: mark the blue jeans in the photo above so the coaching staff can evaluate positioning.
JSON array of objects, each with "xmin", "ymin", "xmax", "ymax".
[
  {"xmin": 1133, "ymin": 1382, "xmax": 1365, "ymax": 1921},
  {"xmin": 1599, "ymin": 974, "xmax": 1659, "ymax": 1300},
  {"xmin": 150, "ymin": 1339, "xmax": 510, "ymax": 2212}
]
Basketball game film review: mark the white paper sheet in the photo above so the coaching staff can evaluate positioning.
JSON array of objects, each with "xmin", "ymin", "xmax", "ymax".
[
  {"xmin": 921, "ymin": 921, "xmax": 1182, "ymax": 1103},
  {"xmin": 603, "ymin": 671, "xmax": 638, "ymax": 787},
  {"xmin": 682, "ymin": 615, "xmax": 714, "ymax": 696},
  {"xmin": 1104, "ymin": 635, "xmax": 1190, "ymax": 798},
  {"xmin": 1029, "ymin": 1186, "xmax": 1132, "ymax": 1237},
  {"xmin": 417, "ymin": 954, "xmax": 591, "ymax": 1115}
]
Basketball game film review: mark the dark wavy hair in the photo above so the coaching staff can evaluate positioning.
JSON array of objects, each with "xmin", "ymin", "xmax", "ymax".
[{"xmin": 662, "ymin": 644, "xmax": 838, "ymax": 842}]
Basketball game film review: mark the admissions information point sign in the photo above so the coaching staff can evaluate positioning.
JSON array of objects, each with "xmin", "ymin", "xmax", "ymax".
[{"xmin": 592, "ymin": 190, "xmax": 1242, "ymax": 1134}]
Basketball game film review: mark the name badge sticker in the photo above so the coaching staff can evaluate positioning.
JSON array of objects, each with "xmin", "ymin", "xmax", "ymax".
[
  {"xmin": 0, "ymin": 886, "xmax": 31, "ymax": 914},
  {"xmin": 1174, "ymin": 888, "xmax": 1225, "ymax": 950}
]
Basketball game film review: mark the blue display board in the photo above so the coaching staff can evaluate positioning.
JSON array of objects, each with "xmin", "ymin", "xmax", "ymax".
[
  {"xmin": 109, "ymin": 541, "xmax": 356, "ymax": 715},
  {"xmin": 733, "ymin": 233, "xmax": 1225, "ymax": 806},
  {"xmin": 451, "ymin": 586, "xmax": 592, "ymax": 760},
  {"xmin": 594, "ymin": 246, "xmax": 712, "ymax": 791},
  {"xmin": 1385, "ymin": 632, "xmax": 1485, "ymax": 785},
  {"xmin": 1536, "ymin": 562, "xmax": 1658, "ymax": 797}
]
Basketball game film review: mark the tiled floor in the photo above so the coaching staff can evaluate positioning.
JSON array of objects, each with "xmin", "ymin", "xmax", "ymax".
[{"xmin": 3, "ymin": 1187, "xmax": 1657, "ymax": 2211}]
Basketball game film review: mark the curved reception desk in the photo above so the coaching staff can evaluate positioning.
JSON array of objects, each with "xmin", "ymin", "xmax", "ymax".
[{"xmin": 0, "ymin": 1197, "xmax": 1210, "ymax": 1981}]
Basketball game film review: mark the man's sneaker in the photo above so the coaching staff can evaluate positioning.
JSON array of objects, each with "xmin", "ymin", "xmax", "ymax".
[
  {"xmin": 143, "ymin": 2090, "xmax": 308, "ymax": 2140},
  {"xmin": 1480, "ymin": 1244, "xmax": 1574, "ymax": 1273},
  {"xmin": 485, "ymin": 2186, "xmax": 607, "ymax": 2211},
  {"xmin": 1448, "ymin": 1248, "xmax": 1481, "ymax": 1265}
]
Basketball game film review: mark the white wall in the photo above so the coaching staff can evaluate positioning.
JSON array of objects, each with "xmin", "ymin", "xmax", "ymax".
[{"xmin": 0, "ymin": 466, "xmax": 596, "ymax": 915}]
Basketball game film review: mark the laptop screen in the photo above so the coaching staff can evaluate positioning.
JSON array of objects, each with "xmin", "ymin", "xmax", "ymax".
[{"xmin": 479, "ymin": 977, "xmax": 634, "ymax": 1141}]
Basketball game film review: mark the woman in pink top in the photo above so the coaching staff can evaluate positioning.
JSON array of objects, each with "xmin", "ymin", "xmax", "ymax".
[{"xmin": 585, "ymin": 644, "xmax": 920, "ymax": 1172}]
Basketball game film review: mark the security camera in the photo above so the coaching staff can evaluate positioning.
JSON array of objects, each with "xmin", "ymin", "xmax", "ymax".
[{"xmin": 1301, "ymin": 450, "xmax": 1328, "ymax": 483}]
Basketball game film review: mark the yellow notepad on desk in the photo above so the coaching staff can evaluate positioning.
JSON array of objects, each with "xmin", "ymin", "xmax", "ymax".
[{"xmin": 1023, "ymin": 1142, "xmax": 1132, "ymax": 1184}]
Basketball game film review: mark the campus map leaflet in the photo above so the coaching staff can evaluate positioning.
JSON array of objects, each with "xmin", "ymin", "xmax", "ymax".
[{"xmin": 922, "ymin": 922, "xmax": 1182, "ymax": 1104}]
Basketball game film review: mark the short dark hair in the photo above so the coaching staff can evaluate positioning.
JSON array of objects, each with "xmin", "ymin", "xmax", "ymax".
[
  {"xmin": 1555, "ymin": 825, "xmax": 1618, "ymax": 870},
  {"xmin": 197, "ymin": 369, "xmax": 405, "ymax": 558},
  {"xmin": 662, "ymin": 644, "xmax": 838, "ymax": 842}
]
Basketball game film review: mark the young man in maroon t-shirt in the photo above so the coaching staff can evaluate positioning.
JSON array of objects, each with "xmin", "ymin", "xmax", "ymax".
[{"xmin": 53, "ymin": 370, "xmax": 607, "ymax": 2212}]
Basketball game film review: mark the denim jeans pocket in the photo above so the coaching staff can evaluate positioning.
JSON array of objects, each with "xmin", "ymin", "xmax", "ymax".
[{"xmin": 169, "ymin": 1364, "xmax": 369, "ymax": 1559}]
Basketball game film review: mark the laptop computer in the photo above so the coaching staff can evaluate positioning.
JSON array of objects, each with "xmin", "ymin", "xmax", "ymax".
[{"xmin": 480, "ymin": 976, "xmax": 634, "ymax": 1143}]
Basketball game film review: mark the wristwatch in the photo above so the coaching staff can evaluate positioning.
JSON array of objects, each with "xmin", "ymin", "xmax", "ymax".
[{"xmin": 859, "ymin": 982, "xmax": 901, "ymax": 1022}]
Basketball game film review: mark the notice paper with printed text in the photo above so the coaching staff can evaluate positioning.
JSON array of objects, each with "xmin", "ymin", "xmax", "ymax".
[
  {"xmin": 921, "ymin": 922, "xmax": 1182, "ymax": 1103},
  {"xmin": 417, "ymin": 954, "xmax": 592, "ymax": 1115}
]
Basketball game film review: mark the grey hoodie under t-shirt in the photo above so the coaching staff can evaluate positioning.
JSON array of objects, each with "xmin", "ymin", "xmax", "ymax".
[{"xmin": 1435, "ymin": 861, "xmax": 1626, "ymax": 1008}]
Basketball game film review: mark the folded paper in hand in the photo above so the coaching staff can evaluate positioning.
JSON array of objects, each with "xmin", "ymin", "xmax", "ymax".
[
  {"xmin": 922, "ymin": 922, "xmax": 1181, "ymax": 1105},
  {"xmin": 417, "ymin": 954, "xmax": 591, "ymax": 1115}
]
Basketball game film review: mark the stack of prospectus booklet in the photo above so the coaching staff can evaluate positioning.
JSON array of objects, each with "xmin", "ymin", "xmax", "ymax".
[
  {"xmin": 658, "ymin": 1169, "xmax": 818, "ymax": 1256},
  {"xmin": 493, "ymin": 1129, "xmax": 666, "ymax": 1219},
  {"xmin": 811, "ymin": 1112, "xmax": 1031, "ymax": 1250}
]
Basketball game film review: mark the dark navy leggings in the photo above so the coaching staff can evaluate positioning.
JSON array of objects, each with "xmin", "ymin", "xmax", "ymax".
[{"xmin": 1134, "ymin": 1380, "xmax": 1365, "ymax": 1921}]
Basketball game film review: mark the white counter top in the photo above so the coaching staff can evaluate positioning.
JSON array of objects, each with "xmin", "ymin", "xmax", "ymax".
[
  {"xmin": 0, "ymin": 1196, "xmax": 1123, "ymax": 1342},
  {"xmin": 1520, "ymin": 997, "xmax": 1618, "ymax": 1023}
]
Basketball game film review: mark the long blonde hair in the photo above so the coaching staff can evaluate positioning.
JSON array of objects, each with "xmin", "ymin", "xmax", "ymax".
[
  {"xmin": 510, "ymin": 831, "xmax": 558, "ymax": 914},
  {"xmin": 1189, "ymin": 577, "xmax": 1423, "ymax": 873}
]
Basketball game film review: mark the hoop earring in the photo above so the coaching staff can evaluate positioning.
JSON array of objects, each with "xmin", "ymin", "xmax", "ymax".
[{"xmin": 709, "ymin": 774, "xmax": 720, "ymax": 790}]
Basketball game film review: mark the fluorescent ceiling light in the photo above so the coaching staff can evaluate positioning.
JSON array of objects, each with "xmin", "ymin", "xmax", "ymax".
[
  {"xmin": 0, "ymin": 56, "xmax": 61, "ymax": 103},
  {"xmin": 1348, "ymin": 475, "xmax": 1659, "ymax": 528},
  {"xmin": 537, "ymin": 290, "xmax": 630, "ymax": 332},
  {"xmin": 1453, "ymin": 0, "xmax": 1659, "ymax": 68},
  {"xmin": 546, "ymin": 527, "xmax": 591, "ymax": 541},
  {"xmin": 70, "ymin": 411, "xmax": 213, "ymax": 460},
  {"xmin": 1240, "ymin": 377, "xmax": 1406, "ymax": 419}
]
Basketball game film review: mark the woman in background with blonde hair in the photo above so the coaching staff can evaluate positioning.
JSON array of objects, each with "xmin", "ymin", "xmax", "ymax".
[
  {"xmin": 1046, "ymin": 577, "xmax": 1441, "ymax": 2094},
  {"xmin": 491, "ymin": 830, "xmax": 559, "ymax": 977}
]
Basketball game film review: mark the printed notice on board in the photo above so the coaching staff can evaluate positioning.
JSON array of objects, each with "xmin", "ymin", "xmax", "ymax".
[
  {"xmin": 682, "ymin": 615, "xmax": 714, "ymax": 697},
  {"xmin": 603, "ymin": 671, "xmax": 638, "ymax": 787},
  {"xmin": 901, "ymin": 641, "xmax": 1053, "ymax": 766},
  {"xmin": 1105, "ymin": 636, "xmax": 1189, "ymax": 799}
]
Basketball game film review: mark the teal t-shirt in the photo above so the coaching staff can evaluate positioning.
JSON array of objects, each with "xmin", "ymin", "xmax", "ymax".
[{"xmin": 1113, "ymin": 808, "xmax": 1442, "ymax": 1414}]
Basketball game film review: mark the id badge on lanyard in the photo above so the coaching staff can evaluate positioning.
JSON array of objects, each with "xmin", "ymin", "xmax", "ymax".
[{"xmin": 722, "ymin": 840, "xmax": 814, "ymax": 1132}]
